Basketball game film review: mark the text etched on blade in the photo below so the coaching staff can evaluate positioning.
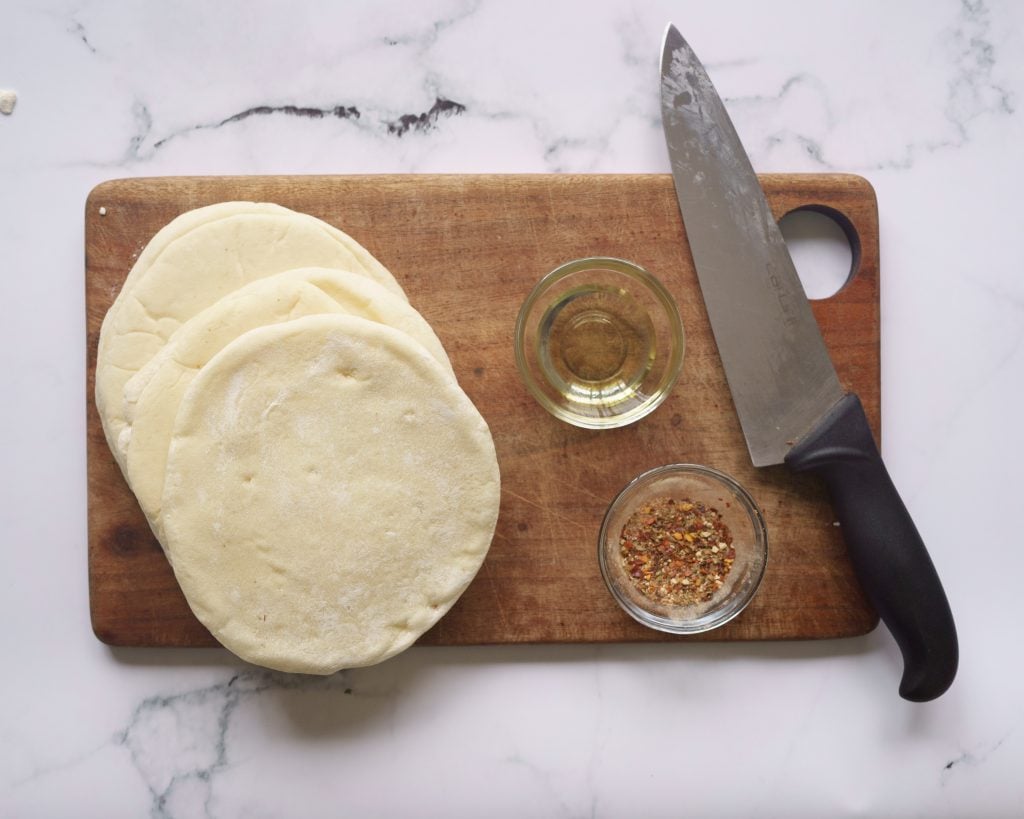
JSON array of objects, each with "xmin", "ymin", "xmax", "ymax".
[{"xmin": 767, "ymin": 263, "xmax": 798, "ymax": 327}]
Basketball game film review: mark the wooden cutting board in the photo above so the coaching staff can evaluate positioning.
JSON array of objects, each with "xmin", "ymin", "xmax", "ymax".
[{"xmin": 86, "ymin": 173, "xmax": 879, "ymax": 647}]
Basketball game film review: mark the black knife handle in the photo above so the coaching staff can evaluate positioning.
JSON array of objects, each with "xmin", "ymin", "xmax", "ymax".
[{"xmin": 785, "ymin": 393, "xmax": 957, "ymax": 701}]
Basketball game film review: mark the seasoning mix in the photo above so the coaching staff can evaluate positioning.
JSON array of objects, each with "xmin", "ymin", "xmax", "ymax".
[{"xmin": 619, "ymin": 497, "xmax": 735, "ymax": 606}]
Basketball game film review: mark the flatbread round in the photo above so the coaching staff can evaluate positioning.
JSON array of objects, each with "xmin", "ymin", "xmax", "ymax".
[
  {"xmin": 95, "ymin": 202, "xmax": 403, "ymax": 465},
  {"xmin": 121, "ymin": 268, "xmax": 454, "ymax": 533},
  {"xmin": 161, "ymin": 314, "xmax": 500, "ymax": 673}
]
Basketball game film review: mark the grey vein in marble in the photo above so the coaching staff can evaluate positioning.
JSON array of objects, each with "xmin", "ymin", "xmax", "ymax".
[
  {"xmin": 875, "ymin": 0, "xmax": 1015, "ymax": 170},
  {"xmin": 502, "ymin": 752, "xmax": 576, "ymax": 818},
  {"xmin": 128, "ymin": 96, "xmax": 466, "ymax": 160},
  {"xmin": 150, "ymin": 103, "xmax": 361, "ymax": 152},
  {"xmin": 11, "ymin": 670, "xmax": 354, "ymax": 819},
  {"xmin": 727, "ymin": 72, "xmax": 837, "ymax": 168},
  {"xmin": 684, "ymin": 0, "xmax": 1014, "ymax": 173},
  {"xmin": 947, "ymin": 0, "xmax": 1015, "ymax": 125},
  {"xmin": 127, "ymin": 100, "xmax": 154, "ymax": 161},
  {"xmin": 870, "ymin": 0, "xmax": 1009, "ymax": 170},
  {"xmin": 380, "ymin": 0, "xmax": 480, "ymax": 50},
  {"xmin": 386, "ymin": 96, "xmax": 466, "ymax": 136},
  {"xmin": 941, "ymin": 726, "xmax": 1015, "ymax": 784},
  {"xmin": 68, "ymin": 17, "xmax": 97, "ymax": 54}
]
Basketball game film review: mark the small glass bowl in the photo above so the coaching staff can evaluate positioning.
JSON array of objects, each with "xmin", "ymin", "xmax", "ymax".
[
  {"xmin": 599, "ymin": 464, "xmax": 768, "ymax": 634},
  {"xmin": 514, "ymin": 257, "xmax": 684, "ymax": 429}
]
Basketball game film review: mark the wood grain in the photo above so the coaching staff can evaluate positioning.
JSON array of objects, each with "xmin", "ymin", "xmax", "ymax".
[{"xmin": 86, "ymin": 173, "xmax": 880, "ymax": 647}]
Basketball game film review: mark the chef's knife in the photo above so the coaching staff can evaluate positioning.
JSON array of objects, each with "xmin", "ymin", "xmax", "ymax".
[{"xmin": 660, "ymin": 24, "xmax": 957, "ymax": 701}]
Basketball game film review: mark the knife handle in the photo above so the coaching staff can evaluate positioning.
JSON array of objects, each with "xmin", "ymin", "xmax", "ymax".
[{"xmin": 785, "ymin": 393, "xmax": 958, "ymax": 702}]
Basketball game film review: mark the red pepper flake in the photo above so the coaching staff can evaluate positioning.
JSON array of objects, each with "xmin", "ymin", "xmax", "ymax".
[{"xmin": 619, "ymin": 496, "xmax": 735, "ymax": 606}]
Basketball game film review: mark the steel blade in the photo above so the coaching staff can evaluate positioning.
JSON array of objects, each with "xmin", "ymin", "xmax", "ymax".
[{"xmin": 660, "ymin": 24, "xmax": 844, "ymax": 466}]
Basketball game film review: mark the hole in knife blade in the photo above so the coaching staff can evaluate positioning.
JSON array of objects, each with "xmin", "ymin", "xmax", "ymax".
[{"xmin": 779, "ymin": 208, "xmax": 854, "ymax": 300}]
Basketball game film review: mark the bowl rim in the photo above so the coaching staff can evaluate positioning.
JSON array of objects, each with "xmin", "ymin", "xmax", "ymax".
[
  {"xmin": 513, "ymin": 256, "xmax": 685, "ymax": 429},
  {"xmin": 598, "ymin": 463, "xmax": 769, "ymax": 634}
]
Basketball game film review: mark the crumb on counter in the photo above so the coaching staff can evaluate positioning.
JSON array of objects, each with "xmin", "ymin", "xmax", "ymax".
[{"xmin": 0, "ymin": 90, "xmax": 17, "ymax": 116}]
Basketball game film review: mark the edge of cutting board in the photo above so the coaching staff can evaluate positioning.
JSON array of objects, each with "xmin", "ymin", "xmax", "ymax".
[{"xmin": 86, "ymin": 173, "xmax": 880, "ymax": 648}]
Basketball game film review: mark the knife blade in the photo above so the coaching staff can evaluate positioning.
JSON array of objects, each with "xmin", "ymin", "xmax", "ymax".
[{"xmin": 660, "ymin": 24, "xmax": 957, "ymax": 701}]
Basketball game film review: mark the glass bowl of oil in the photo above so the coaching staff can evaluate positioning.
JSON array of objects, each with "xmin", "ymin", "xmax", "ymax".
[{"xmin": 514, "ymin": 257, "xmax": 684, "ymax": 428}]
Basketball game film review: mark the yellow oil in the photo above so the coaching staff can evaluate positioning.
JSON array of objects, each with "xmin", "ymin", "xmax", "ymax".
[{"xmin": 537, "ymin": 285, "xmax": 656, "ymax": 408}]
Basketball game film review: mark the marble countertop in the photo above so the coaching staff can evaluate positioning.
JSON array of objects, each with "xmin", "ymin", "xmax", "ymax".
[{"xmin": 2, "ymin": 1, "xmax": 1022, "ymax": 816}]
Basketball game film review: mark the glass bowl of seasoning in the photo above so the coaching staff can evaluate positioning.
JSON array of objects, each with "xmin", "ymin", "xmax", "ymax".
[
  {"xmin": 599, "ymin": 464, "xmax": 768, "ymax": 634},
  {"xmin": 514, "ymin": 257, "xmax": 684, "ymax": 429}
]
